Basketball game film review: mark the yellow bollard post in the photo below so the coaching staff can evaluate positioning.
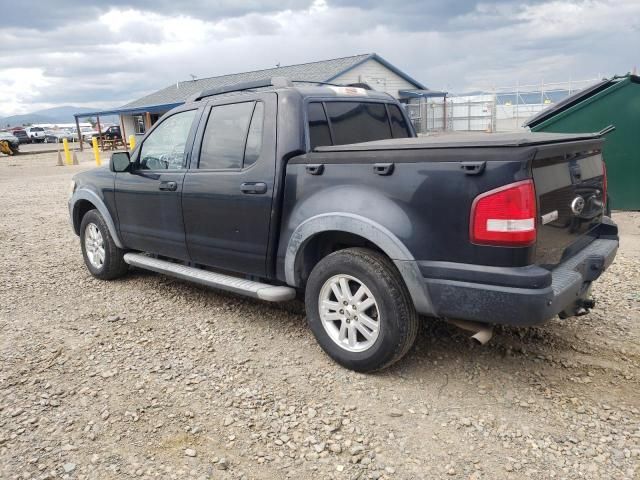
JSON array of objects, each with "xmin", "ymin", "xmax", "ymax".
[
  {"xmin": 92, "ymin": 137, "xmax": 101, "ymax": 166},
  {"xmin": 62, "ymin": 138, "xmax": 72, "ymax": 165},
  {"xmin": 129, "ymin": 135, "xmax": 136, "ymax": 151}
]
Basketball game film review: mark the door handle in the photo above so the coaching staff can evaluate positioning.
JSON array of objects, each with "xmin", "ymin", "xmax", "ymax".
[
  {"xmin": 460, "ymin": 161, "xmax": 486, "ymax": 175},
  {"xmin": 373, "ymin": 163, "xmax": 394, "ymax": 176},
  {"xmin": 306, "ymin": 164, "xmax": 324, "ymax": 175},
  {"xmin": 240, "ymin": 182, "xmax": 268, "ymax": 194},
  {"xmin": 159, "ymin": 181, "xmax": 177, "ymax": 191}
]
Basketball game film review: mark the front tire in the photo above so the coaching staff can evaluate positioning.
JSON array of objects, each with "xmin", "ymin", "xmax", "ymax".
[
  {"xmin": 305, "ymin": 248, "xmax": 419, "ymax": 372},
  {"xmin": 80, "ymin": 209, "xmax": 129, "ymax": 280}
]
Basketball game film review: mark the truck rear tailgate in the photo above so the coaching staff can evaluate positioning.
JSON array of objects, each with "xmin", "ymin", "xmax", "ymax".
[{"xmin": 532, "ymin": 141, "xmax": 607, "ymax": 267}]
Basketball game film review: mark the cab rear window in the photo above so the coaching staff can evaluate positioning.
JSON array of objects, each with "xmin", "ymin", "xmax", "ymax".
[{"xmin": 307, "ymin": 101, "xmax": 411, "ymax": 149}]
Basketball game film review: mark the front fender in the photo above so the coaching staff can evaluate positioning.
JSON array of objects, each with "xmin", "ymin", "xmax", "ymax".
[
  {"xmin": 284, "ymin": 212, "xmax": 435, "ymax": 316},
  {"xmin": 69, "ymin": 188, "xmax": 123, "ymax": 248}
]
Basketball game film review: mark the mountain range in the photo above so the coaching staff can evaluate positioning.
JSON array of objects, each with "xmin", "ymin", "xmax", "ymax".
[{"xmin": 0, "ymin": 106, "xmax": 118, "ymax": 127}]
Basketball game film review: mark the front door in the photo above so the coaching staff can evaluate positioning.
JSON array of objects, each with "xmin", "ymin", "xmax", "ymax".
[
  {"xmin": 115, "ymin": 108, "xmax": 200, "ymax": 260},
  {"xmin": 182, "ymin": 93, "xmax": 276, "ymax": 276}
]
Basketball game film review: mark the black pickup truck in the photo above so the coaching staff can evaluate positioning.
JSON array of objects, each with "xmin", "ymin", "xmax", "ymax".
[{"xmin": 68, "ymin": 77, "xmax": 618, "ymax": 372}]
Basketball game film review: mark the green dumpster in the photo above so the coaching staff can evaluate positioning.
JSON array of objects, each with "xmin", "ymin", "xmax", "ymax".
[{"xmin": 526, "ymin": 75, "xmax": 640, "ymax": 210}]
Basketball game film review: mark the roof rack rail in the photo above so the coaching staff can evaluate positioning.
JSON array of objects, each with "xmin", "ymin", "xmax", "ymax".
[
  {"xmin": 344, "ymin": 82, "xmax": 372, "ymax": 90},
  {"xmin": 189, "ymin": 76, "xmax": 293, "ymax": 102},
  {"xmin": 289, "ymin": 80, "xmax": 341, "ymax": 86}
]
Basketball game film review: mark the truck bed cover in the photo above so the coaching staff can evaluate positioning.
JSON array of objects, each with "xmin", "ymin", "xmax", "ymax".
[{"xmin": 314, "ymin": 131, "xmax": 602, "ymax": 152}]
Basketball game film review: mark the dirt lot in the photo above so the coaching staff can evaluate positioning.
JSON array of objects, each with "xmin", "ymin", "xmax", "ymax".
[{"xmin": 1, "ymin": 152, "xmax": 638, "ymax": 480}]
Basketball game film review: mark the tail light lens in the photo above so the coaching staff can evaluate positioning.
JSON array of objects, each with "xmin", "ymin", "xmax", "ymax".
[{"xmin": 470, "ymin": 179, "xmax": 537, "ymax": 246}]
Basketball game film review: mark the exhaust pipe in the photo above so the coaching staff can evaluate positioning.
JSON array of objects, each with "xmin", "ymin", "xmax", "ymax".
[{"xmin": 447, "ymin": 319, "xmax": 494, "ymax": 345}]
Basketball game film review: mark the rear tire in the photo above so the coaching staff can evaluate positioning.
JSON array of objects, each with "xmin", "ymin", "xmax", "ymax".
[
  {"xmin": 305, "ymin": 248, "xmax": 419, "ymax": 372},
  {"xmin": 80, "ymin": 209, "xmax": 129, "ymax": 280}
]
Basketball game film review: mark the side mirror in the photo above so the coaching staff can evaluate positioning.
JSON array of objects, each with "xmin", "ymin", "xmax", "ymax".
[{"xmin": 110, "ymin": 151, "xmax": 131, "ymax": 172}]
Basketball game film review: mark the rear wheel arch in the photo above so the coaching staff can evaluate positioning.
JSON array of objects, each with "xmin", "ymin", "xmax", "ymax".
[
  {"xmin": 285, "ymin": 213, "xmax": 414, "ymax": 286},
  {"xmin": 294, "ymin": 230, "xmax": 385, "ymax": 287},
  {"xmin": 285, "ymin": 213, "xmax": 435, "ymax": 316}
]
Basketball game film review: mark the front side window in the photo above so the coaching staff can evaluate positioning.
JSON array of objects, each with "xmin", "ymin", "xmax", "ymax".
[
  {"xmin": 138, "ymin": 109, "xmax": 196, "ymax": 170},
  {"xmin": 199, "ymin": 101, "xmax": 262, "ymax": 170}
]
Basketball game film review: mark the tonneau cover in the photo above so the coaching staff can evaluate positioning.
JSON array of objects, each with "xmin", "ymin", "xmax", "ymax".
[{"xmin": 314, "ymin": 131, "xmax": 602, "ymax": 152}]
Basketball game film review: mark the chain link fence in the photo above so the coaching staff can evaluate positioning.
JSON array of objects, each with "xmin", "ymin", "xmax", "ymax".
[{"xmin": 406, "ymin": 79, "xmax": 600, "ymax": 134}]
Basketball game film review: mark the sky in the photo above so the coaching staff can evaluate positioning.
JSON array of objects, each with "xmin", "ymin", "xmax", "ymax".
[{"xmin": 1, "ymin": 0, "xmax": 638, "ymax": 116}]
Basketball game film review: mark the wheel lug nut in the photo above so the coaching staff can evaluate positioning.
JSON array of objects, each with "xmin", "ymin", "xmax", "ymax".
[
  {"xmin": 339, "ymin": 309, "xmax": 344, "ymax": 314},
  {"xmin": 343, "ymin": 301, "xmax": 348, "ymax": 305}
]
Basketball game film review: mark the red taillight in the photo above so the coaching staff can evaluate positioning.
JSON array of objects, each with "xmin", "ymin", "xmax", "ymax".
[
  {"xmin": 470, "ymin": 179, "xmax": 537, "ymax": 246},
  {"xmin": 602, "ymin": 161, "xmax": 607, "ymax": 210}
]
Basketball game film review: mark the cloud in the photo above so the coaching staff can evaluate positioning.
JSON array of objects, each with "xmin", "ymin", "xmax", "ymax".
[
  {"xmin": 3, "ymin": 0, "xmax": 316, "ymax": 30},
  {"xmin": 0, "ymin": 0, "xmax": 638, "ymax": 116}
]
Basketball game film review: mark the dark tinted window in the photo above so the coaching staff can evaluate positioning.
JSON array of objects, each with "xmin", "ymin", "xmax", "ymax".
[
  {"xmin": 387, "ymin": 105, "xmax": 411, "ymax": 138},
  {"xmin": 199, "ymin": 102, "xmax": 254, "ymax": 169},
  {"xmin": 325, "ymin": 102, "xmax": 391, "ymax": 145},
  {"xmin": 308, "ymin": 102, "xmax": 332, "ymax": 149},
  {"xmin": 243, "ymin": 102, "xmax": 264, "ymax": 167}
]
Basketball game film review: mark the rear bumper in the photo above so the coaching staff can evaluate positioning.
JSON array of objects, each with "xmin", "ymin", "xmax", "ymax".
[{"xmin": 420, "ymin": 236, "xmax": 618, "ymax": 327}]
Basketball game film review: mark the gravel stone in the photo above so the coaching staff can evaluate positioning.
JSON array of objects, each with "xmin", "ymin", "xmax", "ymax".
[{"xmin": 0, "ymin": 153, "xmax": 638, "ymax": 480}]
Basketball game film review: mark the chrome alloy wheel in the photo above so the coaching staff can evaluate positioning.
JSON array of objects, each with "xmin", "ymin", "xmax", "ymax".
[
  {"xmin": 84, "ymin": 223, "xmax": 105, "ymax": 269},
  {"xmin": 318, "ymin": 274, "xmax": 380, "ymax": 352}
]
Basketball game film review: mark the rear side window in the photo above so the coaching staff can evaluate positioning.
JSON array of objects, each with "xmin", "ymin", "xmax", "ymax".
[
  {"xmin": 307, "ymin": 101, "xmax": 411, "ymax": 149},
  {"xmin": 325, "ymin": 102, "xmax": 391, "ymax": 145},
  {"xmin": 387, "ymin": 105, "xmax": 411, "ymax": 138},
  {"xmin": 199, "ymin": 102, "xmax": 257, "ymax": 169},
  {"xmin": 308, "ymin": 103, "xmax": 332, "ymax": 150}
]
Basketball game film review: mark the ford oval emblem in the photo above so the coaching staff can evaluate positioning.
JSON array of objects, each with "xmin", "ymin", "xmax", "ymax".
[{"xmin": 570, "ymin": 196, "xmax": 585, "ymax": 215}]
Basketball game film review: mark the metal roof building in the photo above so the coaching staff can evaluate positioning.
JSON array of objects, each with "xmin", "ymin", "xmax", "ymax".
[
  {"xmin": 526, "ymin": 74, "xmax": 640, "ymax": 210},
  {"xmin": 74, "ymin": 53, "xmax": 430, "ymax": 149}
]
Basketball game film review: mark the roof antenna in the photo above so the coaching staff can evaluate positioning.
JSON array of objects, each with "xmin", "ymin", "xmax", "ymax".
[
  {"xmin": 276, "ymin": 62, "xmax": 280, "ymax": 68},
  {"xmin": 190, "ymin": 74, "xmax": 197, "ymax": 82}
]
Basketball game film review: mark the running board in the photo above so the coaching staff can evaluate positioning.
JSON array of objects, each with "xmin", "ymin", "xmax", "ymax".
[{"xmin": 123, "ymin": 253, "xmax": 296, "ymax": 302}]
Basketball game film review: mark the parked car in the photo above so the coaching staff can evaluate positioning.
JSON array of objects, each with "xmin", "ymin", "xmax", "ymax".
[
  {"xmin": 0, "ymin": 131, "xmax": 20, "ymax": 154},
  {"xmin": 25, "ymin": 126, "xmax": 46, "ymax": 143},
  {"xmin": 80, "ymin": 127, "xmax": 98, "ymax": 143},
  {"xmin": 86, "ymin": 125, "xmax": 122, "ymax": 145},
  {"xmin": 68, "ymin": 78, "xmax": 618, "ymax": 372},
  {"xmin": 11, "ymin": 129, "xmax": 31, "ymax": 144},
  {"xmin": 44, "ymin": 129, "xmax": 74, "ymax": 143}
]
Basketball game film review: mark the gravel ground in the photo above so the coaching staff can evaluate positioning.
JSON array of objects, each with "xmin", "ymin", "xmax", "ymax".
[{"xmin": 1, "ymin": 152, "xmax": 639, "ymax": 480}]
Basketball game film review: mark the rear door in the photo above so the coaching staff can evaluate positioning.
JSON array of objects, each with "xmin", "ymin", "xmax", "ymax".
[
  {"xmin": 115, "ymin": 108, "xmax": 200, "ymax": 260},
  {"xmin": 182, "ymin": 92, "xmax": 276, "ymax": 276},
  {"xmin": 532, "ymin": 140, "xmax": 607, "ymax": 267}
]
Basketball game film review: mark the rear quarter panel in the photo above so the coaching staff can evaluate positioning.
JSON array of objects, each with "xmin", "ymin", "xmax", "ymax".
[{"xmin": 276, "ymin": 147, "xmax": 537, "ymax": 283}]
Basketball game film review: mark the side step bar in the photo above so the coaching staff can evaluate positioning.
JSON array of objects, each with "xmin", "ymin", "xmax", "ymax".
[{"xmin": 123, "ymin": 253, "xmax": 296, "ymax": 302}]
